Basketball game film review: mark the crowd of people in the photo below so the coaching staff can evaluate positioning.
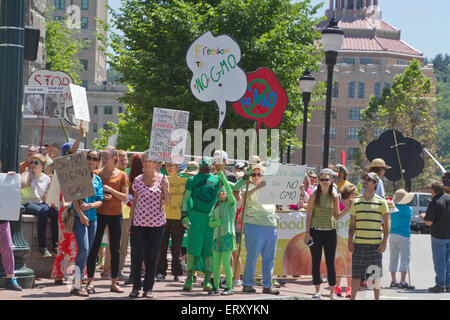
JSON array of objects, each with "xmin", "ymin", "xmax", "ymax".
[{"xmin": 1, "ymin": 138, "xmax": 449, "ymax": 299}]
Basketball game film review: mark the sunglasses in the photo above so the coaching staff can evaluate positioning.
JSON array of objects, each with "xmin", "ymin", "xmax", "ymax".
[
  {"xmin": 87, "ymin": 156, "xmax": 99, "ymax": 161},
  {"xmin": 319, "ymin": 178, "xmax": 330, "ymax": 182},
  {"xmin": 29, "ymin": 161, "xmax": 40, "ymax": 165},
  {"xmin": 251, "ymin": 173, "xmax": 263, "ymax": 177}
]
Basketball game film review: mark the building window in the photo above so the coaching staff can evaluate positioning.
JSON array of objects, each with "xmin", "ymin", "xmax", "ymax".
[
  {"xmin": 94, "ymin": 105, "xmax": 98, "ymax": 114},
  {"xmin": 80, "ymin": 59, "xmax": 88, "ymax": 71},
  {"xmin": 348, "ymin": 81, "xmax": 355, "ymax": 99},
  {"xmin": 349, "ymin": 107, "xmax": 362, "ymax": 120},
  {"xmin": 82, "ymin": 0, "xmax": 89, "ymax": 10},
  {"xmin": 384, "ymin": 82, "xmax": 391, "ymax": 89},
  {"xmin": 322, "ymin": 107, "xmax": 337, "ymax": 120},
  {"xmin": 374, "ymin": 82, "xmax": 381, "ymax": 98},
  {"xmin": 347, "ymin": 147, "xmax": 360, "ymax": 161},
  {"xmin": 104, "ymin": 106, "xmax": 113, "ymax": 115},
  {"xmin": 93, "ymin": 123, "xmax": 97, "ymax": 133},
  {"xmin": 360, "ymin": 58, "xmax": 372, "ymax": 65},
  {"xmin": 358, "ymin": 81, "xmax": 365, "ymax": 99},
  {"xmin": 374, "ymin": 128, "xmax": 383, "ymax": 138},
  {"xmin": 342, "ymin": 57, "xmax": 355, "ymax": 64},
  {"xmin": 81, "ymin": 38, "xmax": 90, "ymax": 50},
  {"xmin": 332, "ymin": 81, "xmax": 339, "ymax": 98},
  {"xmin": 322, "ymin": 127, "xmax": 336, "ymax": 140},
  {"xmin": 322, "ymin": 146, "xmax": 336, "ymax": 161},
  {"xmin": 81, "ymin": 80, "xmax": 88, "ymax": 88},
  {"xmin": 118, "ymin": 106, "xmax": 123, "ymax": 114},
  {"xmin": 55, "ymin": 0, "xmax": 65, "ymax": 10},
  {"xmin": 348, "ymin": 128, "xmax": 360, "ymax": 140},
  {"xmin": 81, "ymin": 17, "xmax": 88, "ymax": 29}
]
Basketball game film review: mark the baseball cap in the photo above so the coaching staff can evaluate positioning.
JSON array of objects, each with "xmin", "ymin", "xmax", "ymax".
[
  {"xmin": 200, "ymin": 157, "xmax": 213, "ymax": 167},
  {"xmin": 213, "ymin": 150, "xmax": 228, "ymax": 162},
  {"xmin": 61, "ymin": 143, "xmax": 73, "ymax": 156},
  {"xmin": 362, "ymin": 172, "xmax": 379, "ymax": 182},
  {"xmin": 335, "ymin": 164, "xmax": 348, "ymax": 175}
]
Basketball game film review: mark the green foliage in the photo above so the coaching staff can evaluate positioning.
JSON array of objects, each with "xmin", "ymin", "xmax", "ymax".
[
  {"xmin": 105, "ymin": 0, "xmax": 326, "ymax": 154},
  {"xmin": 45, "ymin": 9, "xmax": 83, "ymax": 85},
  {"xmin": 360, "ymin": 59, "xmax": 438, "ymax": 191},
  {"xmin": 92, "ymin": 121, "xmax": 119, "ymax": 150}
]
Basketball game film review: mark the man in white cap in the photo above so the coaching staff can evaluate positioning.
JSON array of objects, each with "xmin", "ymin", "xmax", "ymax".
[{"xmin": 213, "ymin": 150, "xmax": 237, "ymax": 183}]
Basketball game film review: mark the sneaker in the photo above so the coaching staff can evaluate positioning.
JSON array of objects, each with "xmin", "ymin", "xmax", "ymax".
[
  {"xmin": 156, "ymin": 273, "xmax": 165, "ymax": 282},
  {"xmin": 233, "ymin": 279, "xmax": 242, "ymax": 287},
  {"xmin": 345, "ymin": 287, "xmax": 352, "ymax": 298},
  {"xmin": 312, "ymin": 293, "xmax": 321, "ymax": 300},
  {"xmin": 272, "ymin": 279, "xmax": 281, "ymax": 288},
  {"xmin": 5, "ymin": 278, "xmax": 22, "ymax": 291},
  {"xmin": 143, "ymin": 290, "xmax": 153, "ymax": 298},
  {"xmin": 330, "ymin": 294, "xmax": 339, "ymax": 300},
  {"xmin": 428, "ymin": 284, "xmax": 445, "ymax": 293},
  {"xmin": 208, "ymin": 288, "xmax": 220, "ymax": 295},
  {"xmin": 221, "ymin": 288, "xmax": 233, "ymax": 296},
  {"xmin": 262, "ymin": 287, "xmax": 280, "ymax": 295},
  {"xmin": 243, "ymin": 286, "xmax": 256, "ymax": 293},
  {"xmin": 129, "ymin": 289, "xmax": 139, "ymax": 298},
  {"xmin": 398, "ymin": 282, "xmax": 409, "ymax": 289},
  {"xmin": 389, "ymin": 281, "xmax": 399, "ymax": 288},
  {"xmin": 174, "ymin": 275, "xmax": 184, "ymax": 282},
  {"xmin": 335, "ymin": 286, "xmax": 342, "ymax": 296},
  {"xmin": 39, "ymin": 247, "xmax": 52, "ymax": 258}
]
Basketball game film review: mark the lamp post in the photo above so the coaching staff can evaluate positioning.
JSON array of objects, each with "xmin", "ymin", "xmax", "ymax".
[
  {"xmin": 299, "ymin": 69, "xmax": 316, "ymax": 165},
  {"xmin": 321, "ymin": 17, "xmax": 343, "ymax": 169}
]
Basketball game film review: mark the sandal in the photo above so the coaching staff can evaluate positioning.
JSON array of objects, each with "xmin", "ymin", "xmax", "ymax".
[
  {"xmin": 71, "ymin": 287, "xmax": 89, "ymax": 297},
  {"xmin": 111, "ymin": 283, "xmax": 124, "ymax": 293},
  {"xmin": 86, "ymin": 283, "xmax": 95, "ymax": 294}
]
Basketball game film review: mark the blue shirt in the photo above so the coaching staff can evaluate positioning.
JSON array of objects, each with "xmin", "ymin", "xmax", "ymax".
[
  {"xmin": 71, "ymin": 174, "xmax": 103, "ymax": 221},
  {"xmin": 390, "ymin": 204, "xmax": 412, "ymax": 238}
]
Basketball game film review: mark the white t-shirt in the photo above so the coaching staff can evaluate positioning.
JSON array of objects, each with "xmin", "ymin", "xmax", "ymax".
[{"xmin": 23, "ymin": 172, "xmax": 51, "ymax": 202}]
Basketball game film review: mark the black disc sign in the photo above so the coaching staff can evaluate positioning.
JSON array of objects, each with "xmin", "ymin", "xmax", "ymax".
[{"xmin": 366, "ymin": 130, "xmax": 424, "ymax": 184}]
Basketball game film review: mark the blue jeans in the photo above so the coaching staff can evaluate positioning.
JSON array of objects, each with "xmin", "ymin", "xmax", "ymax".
[
  {"xmin": 243, "ymin": 223, "xmax": 277, "ymax": 289},
  {"xmin": 73, "ymin": 216, "xmax": 97, "ymax": 285},
  {"xmin": 24, "ymin": 202, "xmax": 58, "ymax": 249},
  {"xmin": 431, "ymin": 236, "xmax": 450, "ymax": 287}
]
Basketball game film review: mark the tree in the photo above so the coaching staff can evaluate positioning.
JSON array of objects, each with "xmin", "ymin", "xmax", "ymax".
[
  {"xmin": 45, "ymin": 11, "xmax": 83, "ymax": 85},
  {"xmin": 92, "ymin": 121, "xmax": 119, "ymax": 150},
  {"xmin": 360, "ymin": 59, "xmax": 438, "ymax": 192},
  {"xmin": 104, "ymin": 0, "xmax": 326, "ymax": 155}
]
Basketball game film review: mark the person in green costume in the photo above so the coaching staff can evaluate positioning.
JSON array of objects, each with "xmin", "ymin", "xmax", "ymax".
[{"xmin": 208, "ymin": 170, "xmax": 237, "ymax": 295}]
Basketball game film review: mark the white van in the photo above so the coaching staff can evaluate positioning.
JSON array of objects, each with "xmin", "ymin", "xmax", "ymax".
[{"xmin": 407, "ymin": 192, "xmax": 433, "ymax": 233}]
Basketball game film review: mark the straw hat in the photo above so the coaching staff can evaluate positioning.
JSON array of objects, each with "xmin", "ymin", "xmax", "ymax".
[
  {"xmin": 366, "ymin": 158, "xmax": 392, "ymax": 169},
  {"xmin": 394, "ymin": 189, "xmax": 415, "ymax": 205},
  {"xmin": 179, "ymin": 161, "xmax": 199, "ymax": 175}
]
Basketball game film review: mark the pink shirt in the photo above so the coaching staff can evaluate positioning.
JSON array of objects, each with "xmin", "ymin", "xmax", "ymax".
[{"xmin": 132, "ymin": 174, "xmax": 167, "ymax": 227}]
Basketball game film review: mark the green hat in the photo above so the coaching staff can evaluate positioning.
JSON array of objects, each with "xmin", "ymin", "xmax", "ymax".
[{"xmin": 200, "ymin": 157, "xmax": 213, "ymax": 167}]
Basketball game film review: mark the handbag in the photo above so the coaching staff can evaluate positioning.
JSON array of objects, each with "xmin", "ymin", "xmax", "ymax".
[{"xmin": 62, "ymin": 208, "xmax": 75, "ymax": 233}]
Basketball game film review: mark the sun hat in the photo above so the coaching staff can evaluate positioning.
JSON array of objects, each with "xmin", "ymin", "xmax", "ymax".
[
  {"xmin": 307, "ymin": 170, "xmax": 317, "ymax": 178},
  {"xmin": 179, "ymin": 161, "xmax": 199, "ymax": 175},
  {"xmin": 394, "ymin": 189, "xmax": 415, "ymax": 205},
  {"xmin": 366, "ymin": 158, "xmax": 392, "ymax": 169}
]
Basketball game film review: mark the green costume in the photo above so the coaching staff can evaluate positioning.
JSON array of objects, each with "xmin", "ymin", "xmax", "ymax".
[{"xmin": 208, "ymin": 170, "xmax": 237, "ymax": 295}]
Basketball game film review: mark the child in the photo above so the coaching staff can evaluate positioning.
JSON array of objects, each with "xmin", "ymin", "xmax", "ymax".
[{"xmin": 208, "ymin": 170, "xmax": 237, "ymax": 295}]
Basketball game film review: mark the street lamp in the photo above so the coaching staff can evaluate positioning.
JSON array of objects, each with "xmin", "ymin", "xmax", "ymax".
[
  {"xmin": 299, "ymin": 69, "xmax": 316, "ymax": 165},
  {"xmin": 321, "ymin": 17, "xmax": 344, "ymax": 169}
]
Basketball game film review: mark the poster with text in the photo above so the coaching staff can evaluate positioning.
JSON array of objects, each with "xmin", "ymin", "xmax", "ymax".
[
  {"xmin": 65, "ymin": 84, "xmax": 90, "ymax": 122},
  {"xmin": 53, "ymin": 152, "xmax": 95, "ymax": 202},
  {"xmin": 0, "ymin": 173, "xmax": 21, "ymax": 221},
  {"xmin": 256, "ymin": 163, "xmax": 306, "ymax": 205},
  {"xmin": 148, "ymin": 108, "xmax": 190, "ymax": 163},
  {"xmin": 23, "ymin": 85, "xmax": 67, "ymax": 119}
]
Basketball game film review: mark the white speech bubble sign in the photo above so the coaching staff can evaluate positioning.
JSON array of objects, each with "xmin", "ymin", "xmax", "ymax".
[{"xmin": 186, "ymin": 31, "xmax": 247, "ymax": 129}]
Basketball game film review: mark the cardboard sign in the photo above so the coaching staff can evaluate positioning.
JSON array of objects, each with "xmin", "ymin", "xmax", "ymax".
[
  {"xmin": 0, "ymin": 173, "xmax": 21, "ymax": 221},
  {"xmin": 256, "ymin": 163, "xmax": 306, "ymax": 205},
  {"xmin": 186, "ymin": 31, "xmax": 247, "ymax": 128},
  {"xmin": 232, "ymin": 68, "xmax": 288, "ymax": 132},
  {"xmin": 66, "ymin": 83, "xmax": 90, "ymax": 122},
  {"xmin": 46, "ymin": 174, "xmax": 61, "ymax": 208},
  {"xmin": 148, "ymin": 108, "xmax": 190, "ymax": 163},
  {"xmin": 53, "ymin": 152, "xmax": 95, "ymax": 201}
]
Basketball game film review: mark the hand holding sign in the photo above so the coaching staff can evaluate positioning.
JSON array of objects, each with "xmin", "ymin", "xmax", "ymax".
[{"xmin": 186, "ymin": 31, "xmax": 247, "ymax": 129}]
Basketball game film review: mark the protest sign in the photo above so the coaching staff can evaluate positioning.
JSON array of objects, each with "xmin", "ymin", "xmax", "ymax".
[
  {"xmin": 53, "ymin": 152, "xmax": 95, "ymax": 202},
  {"xmin": 186, "ymin": 31, "xmax": 247, "ymax": 129},
  {"xmin": 46, "ymin": 174, "xmax": 61, "ymax": 208},
  {"xmin": 232, "ymin": 68, "xmax": 288, "ymax": 132},
  {"xmin": 256, "ymin": 163, "xmax": 306, "ymax": 205},
  {"xmin": 65, "ymin": 83, "xmax": 90, "ymax": 122},
  {"xmin": 0, "ymin": 173, "xmax": 21, "ymax": 221},
  {"xmin": 148, "ymin": 108, "xmax": 190, "ymax": 163}
]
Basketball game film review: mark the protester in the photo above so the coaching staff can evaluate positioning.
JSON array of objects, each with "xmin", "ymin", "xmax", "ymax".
[
  {"xmin": 181, "ymin": 158, "xmax": 220, "ymax": 292},
  {"xmin": 208, "ymin": 170, "xmax": 237, "ymax": 295},
  {"xmin": 241, "ymin": 164, "xmax": 280, "ymax": 295},
  {"xmin": 0, "ymin": 158, "xmax": 23, "ymax": 291},
  {"xmin": 128, "ymin": 152, "xmax": 170, "ymax": 298},
  {"xmin": 335, "ymin": 183, "xmax": 357, "ymax": 298},
  {"xmin": 348, "ymin": 172, "xmax": 390, "ymax": 300},
  {"xmin": 213, "ymin": 150, "xmax": 237, "ymax": 183},
  {"xmin": 335, "ymin": 164, "xmax": 351, "ymax": 193},
  {"xmin": 19, "ymin": 145, "xmax": 37, "ymax": 174},
  {"xmin": 44, "ymin": 143, "xmax": 62, "ymax": 160},
  {"xmin": 419, "ymin": 181, "xmax": 450, "ymax": 293},
  {"xmin": 156, "ymin": 162, "xmax": 187, "ymax": 282},
  {"xmin": 21, "ymin": 153, "xmax": 58, "ymax": 258},
  {"xmin": 234, "ymin": 162, "xmax": 245, "ymax": 180},
  {"xmin": 304, "ymin": 169, "xmax": 342, "ymax": 300},
  {"xmin": 308, "ymin": 170, "xmax": 317, "ymax": 190},
  {"xmin": 289, "ymin": 175, "xmax": 310, "ymax": 211},
  {"xmin": 85, "ymin": 146, "xmax": 129, "ymax": 294},
  {"xmin": 364, "ymin": 158, "xmax": 391, "ymax": 198},
  {"xmin": 70, "ymin": 149, "xmax": 103, "ymax": 296},
  {"xmin": 389, "ymin": 189, "xmax": 414, "ymax": 289},
  {"xmin": 231, "ymin": 189, "xmax": 243, "ymax": 287}
]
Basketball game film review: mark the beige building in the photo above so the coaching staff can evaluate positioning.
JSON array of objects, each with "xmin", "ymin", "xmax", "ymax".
[{"xmin": 293, "ymin": 0, "xmax": 435, "ymax": 183}]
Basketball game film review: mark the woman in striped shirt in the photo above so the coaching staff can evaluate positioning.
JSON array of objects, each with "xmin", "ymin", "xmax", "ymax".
[{"xmin": 304, "ymin": 169, "xmax": 343, "ymax": 300}]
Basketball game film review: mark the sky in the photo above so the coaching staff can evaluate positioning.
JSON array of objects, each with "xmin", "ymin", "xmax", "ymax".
[{"xmin": 107, "ymin": 0, "xmax": 450, "ymax": 60}]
